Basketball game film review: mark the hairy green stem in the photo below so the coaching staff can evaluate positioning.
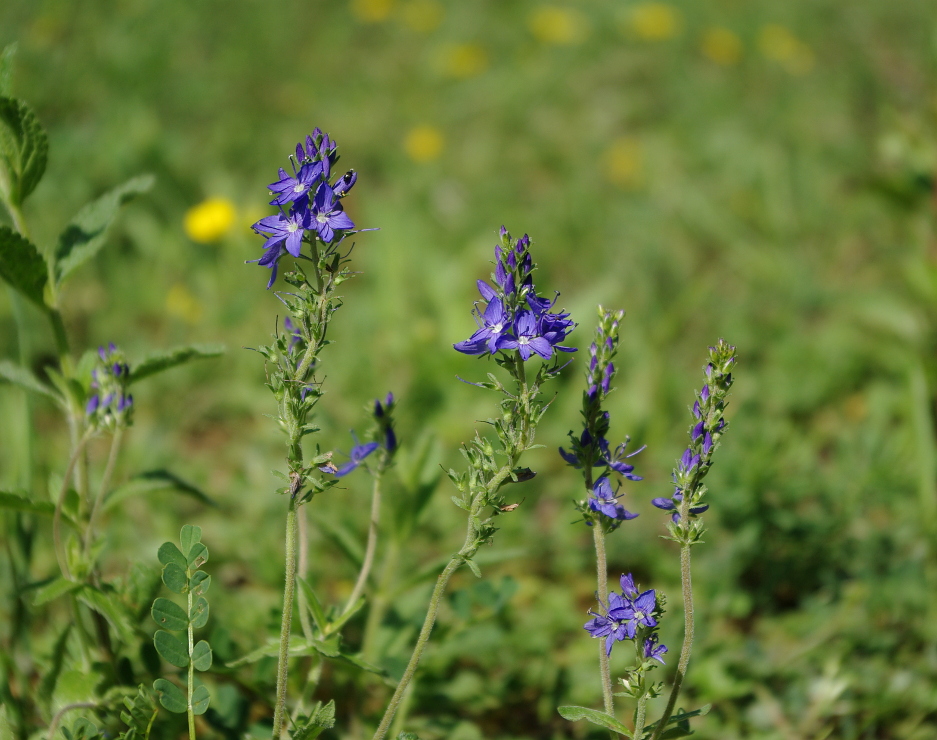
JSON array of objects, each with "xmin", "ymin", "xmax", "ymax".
[
  {"xmin": 187, "ymin": 574, "xmax": 196, "ymax": 740},
  {"xmin": 592, "ymin": 524, "xmax": 616, "ymax": 724},
  {"xmin": 53, "ymin": 430, "xmax": 94, "ymax": 580},
  {"xmin": 83, "ymin": 427, "xmax": 124, "ymax": 560},
  {"xmin": 272, "ymin": 499, "xmax": 299, "ymax": 740},
  {"xmin": 344, "ymin": 471, "xmax": 383, "ymax": 614}
]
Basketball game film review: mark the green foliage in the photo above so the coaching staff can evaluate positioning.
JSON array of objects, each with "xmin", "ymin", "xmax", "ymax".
[
  {"xmin": 129, "ymin": 345, "xmax": 225, "ymax": 385},
  {"xmin": 557, "ymin": 706, "xmax": 633, "ymax": 737},
  {"xmin": 0, "ymin": 95, "xmax": 47, "ymax": 207},
  {"xmin": 0, "ymin": 226, "xmax": 47, "ymax": 307},
  {"xmin": 61, "ymin": 718, "xmax": 101, "ymax": 740},
  {"xmin": 118, "ymin": 685, "xmax": 158, "ymax": 740},
  {"xmin": 290, "ymin": 700, "xmax": 336, "ymax": 740}
]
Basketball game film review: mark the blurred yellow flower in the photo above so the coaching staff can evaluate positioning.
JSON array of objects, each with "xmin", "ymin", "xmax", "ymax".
[
  {"xmin": 166, "ymin": 284, "xmax": 204, "ymax": 325},
  {"xmin": 628, "ymin": 3, "xmax": 681, "ymax": 41},
  {"xmin": 183, "ymin": 197, "xmax": 237, "ymax": 244},
  {"xmin": 350, "ymin": 0, "xmax": 394, "ymax": 23},
  {"xmin": 604, "ymin": 137, "xmax": 643, "ymax": 189},
  {"xmin": 758, "ymin": 24, "xmax": 814, "ymax": 74},
  {"xmin": 528, "ymin": 6, "xmax": 589, "ymax": 45},
  {"xmin": 443, "ymin": 43, "xmax": 489, "ymax": 78},
  {"xmin": 404, "ymin": 125, "xmax": 444, "ymax": 163},
  {"xmin": 401, "ymin": 0, "xmax": 443, "ymax": 32},
  {"xmin": 701, "ymin": 27, "xmax": 742, "ymax": 66}
]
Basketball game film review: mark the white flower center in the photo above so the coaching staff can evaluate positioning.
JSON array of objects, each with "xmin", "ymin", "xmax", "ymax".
[
  {"xmin": 293, "ymin": 183, "xmax": 307, "ymax": 193},
  {"xmin": 317, "ymin": 213, "xmax": 327, "ymax": 224}
]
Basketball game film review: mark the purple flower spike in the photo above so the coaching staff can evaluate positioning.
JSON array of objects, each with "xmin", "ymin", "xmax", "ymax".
[
  {"xmin": 268, "ymin": 162, "xmax": 322, "ymax": 206},
  {"xmin": 692, "ymin": 420, "xmax": 704, "ymax": 441},
  {"xmin": 86, "ymin": 394, "xmax": 100, "ymax": 415},
  {"xmin": 701, "ymin": 385, "xmax": 710, "ymax": 402},
  {"xmin": 588, "ymin": 476, "xmax": 638, "ymax": 521},
  {"xmin": 499, "ymin": 310, "xmax": 554, "ymax": 360},
  {"xmin": 311, "ymin": 182, "xmax": 354, "ymax": 244},
  {"xmin": 702, "ymin": 432, "xmax": 713, "ymax": 455}
]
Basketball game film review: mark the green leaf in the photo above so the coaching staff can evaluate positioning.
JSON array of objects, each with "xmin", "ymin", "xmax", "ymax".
[
  {"xmin": 0, "ymin": 360, "xmax": 61, "ymax": 403},
  {"xmin": 0, "ymin": 226, "xmax": 47, "ymax": 307},
  {"xmin": 192, "ymin": 640, "xmax": 212, "ymax": 671},
  {"xmin": 37, "ymin": 624, "xmax": 72, "ymax": 710},
  {"xmin": 0, "ymin": 489, "xmax": 55, "ymax": 517},
  {"xmin": 161, "ymin": 563, "xmax": 188, "ymax": 594},
  {"xmin": 189, "ymin": 597, "xmax": 209, "ymax": 629},
  {"xmin": 179, "ymin": 525, "xmax": 201, "ymax": 558},
  {"xmin": 152, "ymin": 679, "xmax": 186, "ymax": 714},
  {"xmin": 78, "ymin": 585, "xmax": 136, "ymax": 644},
  {"xmin": 105, "ymin": 470, "xmax": 217, "ymax": 511},
  {"xmin": 324, "ymin": 596, "xmax": 365, "ymax": 637},
  {"xmin": 557, "ymin": 706, "xmax": 633, "ymax": 738},
  {"xmin": 191, "ymin": 685, "xmax": 210, "ymax": 715},
  {"xmin": 32, "ymin": 577, "xmax": 81, "ymax": 606},
  {"xmin": 53, "ymin": 175, "xmax": 154, "ymax": 285},
  {"xmin": 296, "ymin": 577, "xmax": 327, "ymax": 633},
  {"xmin": 0, "ymin": 44, "xmax": 15, "ymax": 97},
  {"xmin": 226, "ymin": 637, "xmax": 318, "ymax": 668},
  {"xmin": 151, "ymin": 597, "xmax": 188, "ymax": 632},
  {"xmin": 396, "ymin": 734, "xmax": 421, "ymax": 740},
  {"xmin": 154, "ymin": 630, "xmax": 189, "ymax": 668},
  {"xmin": 0, "ymin": 96, "xmax": 48, "ymax": 206},
  {"xmin": 0, "ymin": 705, "xmax": 13, "ymax": 740},
  {"xmin": 291, "ymin": 700, "xmax": 336, "ymax": 740},
  {"xmin": 464, "ymin": 557, "xmax": 482, "ymax": 578},
  {"xmin": 641, "ymin": 705, "xmax": 711, "ymax": 740},
  {"xmin": 119, "ymin": 685, "xmax": 157, "ymax": 740},
  {"xmin": 189, "ymin": 571, "xmax": 210, "ymax": 597},
  {"xmin": 129, "ymin": 344, "xmax": 225, "ymax": 385},
  {"xmin": 186, "ymin": 542, "xmax": 208, "ymax": 568},
  {"xmin": 157, "ymin": 542, "xmax": 186, "ymax": 568}
]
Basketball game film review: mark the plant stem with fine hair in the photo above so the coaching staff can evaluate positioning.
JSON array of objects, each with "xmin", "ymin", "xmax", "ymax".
[{"xmin": 272, "ymin": 498, "xmax": 299, "ymax": 740}]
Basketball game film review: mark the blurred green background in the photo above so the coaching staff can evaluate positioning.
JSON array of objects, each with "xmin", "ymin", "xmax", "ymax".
[{"xmin": 2, "ymin": 0, "xmax": 937, "ymax": 737}]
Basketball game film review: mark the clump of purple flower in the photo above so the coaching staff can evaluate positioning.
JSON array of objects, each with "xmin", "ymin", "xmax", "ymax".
[
  {"xmin": 249, "ymin": 129, "xmax": 359, "ymax": 288},
  {"xmin": 454, "ymin": 227, "xmax": 575, "ymax": 361},
  {"xmin": 85, "ymin": 343, "xmax": 133, "ymax": 428},
  {"xmin": 584, "ymin": 573, "xmax": 666, "ymax": 660}
]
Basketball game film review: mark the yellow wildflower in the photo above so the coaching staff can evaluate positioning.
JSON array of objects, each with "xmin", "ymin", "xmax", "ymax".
[
  {"xmin": 183, "ymin": 198, "xmax": 236, "ymax": 244},
  {"xmin": 628, "ymin": 3, "xmax": 681, "ymax": 41},
  {"xmin": 350, "ymin": 0, "xmax": 394, "ymax": 23},
  {"xmin": 401, "ymin": 0, "xmax": 443, "ymax": 32},
  {"xmin": 604, "ymin": 137, "xmax": 643, "ymax": 189},
  {"xmin": 528, "ymin": 6, "xmax": 589, "ymax": 45},
  {"xmin": 758, "ymin": 24, "xmax": 814, "ymax": 74},
  {"xmin": 443, "ymin": 43, "xmax": 489, "ymax": 79},
  {"xmin": 404, "ymin": 125, "xmax": 444, "ymax": 163},
  {"xmin": 701, "ymin": 27, "xmax": 742, "ymax": 66}
]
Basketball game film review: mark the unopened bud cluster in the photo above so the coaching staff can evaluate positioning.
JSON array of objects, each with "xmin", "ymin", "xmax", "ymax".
[{"xmin": 85, "ymin": 343, "xmax": 133, "ymax": 429}]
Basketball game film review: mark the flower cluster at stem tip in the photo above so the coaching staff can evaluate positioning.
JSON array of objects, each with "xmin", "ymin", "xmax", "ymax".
[
  {"xmin": 249, "ymin": 128, "xmax": 359, "ymax": 287},
  {"xmin": 85, "ymin": 343, "xmax": 133, "ymax": 429},
  {"xmin": 321, "ymin": 393, "xmax": 398, "ymax": 477},
  {"xmin": 585, "ymin": 573, "xmax": 667, "ymax": 661},
  {"xmin": 454, "ymin": 227, "xmax": 575, "ymax": 361}
]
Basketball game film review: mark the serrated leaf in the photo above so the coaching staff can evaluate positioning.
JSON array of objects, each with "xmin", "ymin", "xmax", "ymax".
[
  {"xmin": 179, "ymin": 524, "xmax": 201, "ymax": 557},
  {"xmin": 0, "ymin": 96, "xmax": 48, "ymax": 206},
  {"xmin": 186, "ymin": 542, "xmax": 208, "ymax": 568},
  {"xmin": 191, "ymin": 685, "xmax": 210, "ymax": 715},
  {"xmin": 190, "ymin": 597, "xmax": 209, "ymax": 629},
  {"xmin": 157, "ymin": 541, "xmax": 186, "ymax": 568},
  {"xmin": 32, "ymin": 577, "xmax": 81, "ymax": 606},
  {"xmin": 79, "ymin": 585, "xmax": 136, "ymax": 644},
  {"xmin": 296, "ymin": 577, "xmax": 327, "ymax": 634},
  {"xmin": 152, "ymin": 679, "xmax": 186, "ymax": 714},
  {"xmin": 54, "ymin": 175, "xmax": 154, "ymax": 285},
  {"xmin": 192, "ymin": 640, "xmax": 212, "ymax": 671},
  {"xmin": 0, "ymin": 226, "xmax": 47, "ymax": 307},
  {"xmin": 105, "ymin": 470, "xmax": 216, "ymax": 511},
  {"xmin": 129, "ymin": 344, "xmax": 224, "ymax": 385},
  {"xmin": 557, "ymin": 706, "xmax": 632, "ymax": 737},
  {"xmin": 151, "ymin": 597, "xmax": 188, "ymax": 631},
  {"xmin": 0, "ymin": 361, "xmax": 61, "ymax": 403},
  {"xmin": 189, "ymin": 570, "xmax": 210, "ymax": 596},
  {"xmin": 0, "ymin": 490, "xmax": 55, "ymax": 517},
  {"xmin": 161, "ymin": 563, "xmax": 188, "ymax": 594},
  {"xmin": 154, "ymin": 630, "xmax": 189, "ymax": 668}
]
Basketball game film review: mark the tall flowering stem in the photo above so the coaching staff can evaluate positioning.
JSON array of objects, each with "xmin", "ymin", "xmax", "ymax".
[
  {"xmin": 249, "ymin": 129, "xmax": 367, "ymax": 739},
  {"xmin": 371, "ymin": 227, "xmax": 574, "ymax": 740},
  {"xmin": 559, "ymin": 307, "xmax": 643, "ymax": 722},
  {"xmin": 648, "ymin": 340, "xmax": 737, "ymax": 740}
]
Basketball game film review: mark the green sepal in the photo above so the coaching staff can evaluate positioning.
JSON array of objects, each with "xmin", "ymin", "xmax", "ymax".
[
  {"xmin": 154, "ymin": 630, "xmax": 189, "ymax": 668},
  {"xmin": 190, "ymin": 597, "xmax": 209, "ymax": 629},
  {"xmin": 54, "ymin": 175, "xmax": 155, "ymax": 286},
  {"xmin": 557, "ymin": 706, "xmax": 633, "ymax": 737},
  {"xmin": 179, "ymin": 524, "xmax": 201, "ymax": 558},
  {"xmin": 152, "ymin": 679, "xmax": 186, "ymax": 714},
  {"xmin": 129, "ymin": 344, "xmax": 224, "ymax": 385},
  {"xmin": 151, "ymin": 597, "xmax": 188, "ymax": 632},
  {"xmin": 192, "ymin": 640, "xmax": 212, "ymax": 671},
  {"xmin": 189, "ymin": 571, "xmax": 210, "ymax": 596},
  {"xmin": 0, "ymin": 226, "xmax": 48, "ymax": 308},
  {"xmin": 161, "ymin": 563, "xmax": 188, "ymax": 594},
  {"xmin": 0, "ymin": 96, "xmax": 48, "ymax": 206},
  {"xmin": 157, "ymin": 542, "xmax": 185, "ymax": 568},
  {"xmin": 0, "ymin": 360, "xmax": 62, "ymax": 404},
  {"xmin": 191, "ymin": 685, "xmax": 210, "ymax": 715}
]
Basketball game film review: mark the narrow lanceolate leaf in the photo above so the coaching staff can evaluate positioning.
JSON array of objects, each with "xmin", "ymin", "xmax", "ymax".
[
  {"xmin": 153, "ymin": 630, "xmax": 189, "ymax": 668},
  {"xmin": 0, "ymin": 490, "xmax": 55, "ymax": 517},
  {"xmin": 104, "ymin": 470, "xmax": 217, "ymax": 511},
  {"xmin": 151, "ymin": 597, "xmax": 189, "ymax": 632},
  {"xmin": 129, "ymin": 344, "xmax": 224, "ymax": 385},
  {"xmin": 0, "ymin": 96, "xmax": 48, "ymax": 206},
  {"xmin": 54, "ymin": 174, "xmax": 155, "ymax": 285},
  {"xmin": 0, "ymin": 226, "xmax": 47, "ymax": 308},
  {"xmin": 0, "ymin": 360, "xmax": 61, "ymax": 403},
  {"xmin": 152, "ymin": 679, "xmax": 186, "ymax": 714},
  {"xmin": 32, "ymin": 577, "xmax": 81, "ymax": 606},
  {"xmin": 191, "ymin": 640, "xmax": 212, "ymax": 671},
  {"xmin": 297, "ymin": 577, "xmax": 327, "ymax": 633},
  {"xmin": 189, "ymin": 597, "xmax": 209, "ymax": 629},
  {"xmin": 78, "ymin": 585, "xmax": 137, "ymax": 645},
  {"xmin": 190, "ymin": 685, "xmax": 210, "ymax": 715},
  {"xmin": 557, "ymin": 706, "xmax": 633, "ymax": 738}
]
